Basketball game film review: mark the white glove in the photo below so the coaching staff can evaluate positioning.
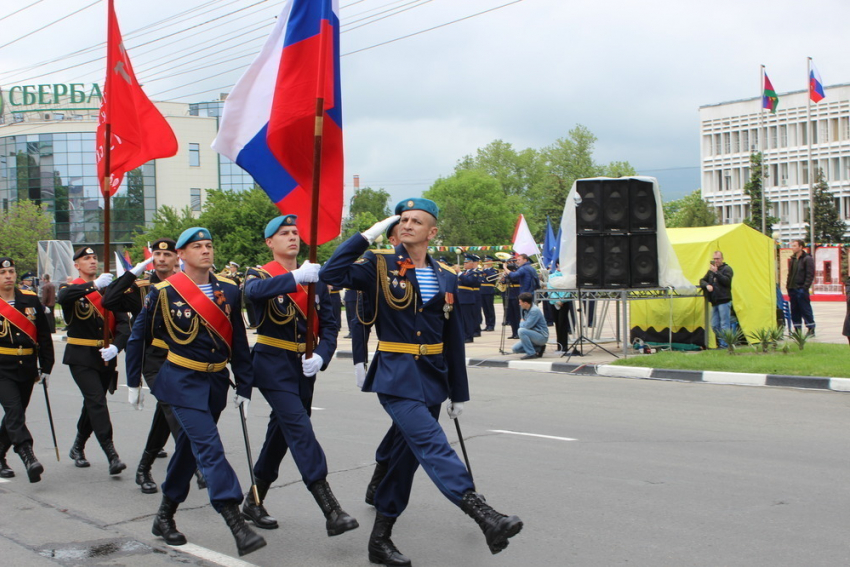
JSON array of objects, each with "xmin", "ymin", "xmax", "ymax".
[
  {"xmin": 130, "ymin": 258, "xmax": 151, "ymax": 277},
  {"xmin": 354, "ymin": 362, "xmax": 366, "ymax": 388},
  {"xmin": 301, "ymin": 353, "xmax": 324, "ymax": 377},
  {"xmin": 36, "ymin": 373, "xmax": 49, "ymax": 387},
  {"xmin": 100, "ymin": 344, "xmax": 119, "ymax": 361},
  {"xmin": 292, "ymin": 260, "xmax": 320, "ymax": 285},
  {"xmin": 447, "ymin": 401, "xmax": 464, "ymax": 420},
  {"xmin": 93, "ymin": 272, "xmax": 114, "ymax": 289},
  {"xmin": 233, "ymin": 393, "xmax": 250, "ymax": 418},
  {"xmin": 362, "ymin": 215, "xmax": 401, "ymax": 244},
  {"xmin": 128, "ymin": 386, "xmax": 144, "ymax": 410}
]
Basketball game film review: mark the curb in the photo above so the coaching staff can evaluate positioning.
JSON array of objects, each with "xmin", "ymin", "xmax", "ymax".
[{"xmin": 334, "ymin": 350, "xmax": 847, "ymax": 393}]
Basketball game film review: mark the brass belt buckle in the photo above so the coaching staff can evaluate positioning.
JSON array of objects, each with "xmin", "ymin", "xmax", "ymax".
[
  {"xmin": 17, "ymin": 346, "xmax": 23, "ymax": 356},
  {"xmin": 419, "ymin": 344, "xmax": 428, "ymax": 355},
  {"xmin": 297, "ymin": 343, "xmax": 306, "ymax": 354},
  {"xmin": 96, "ymin": 340, "xmax": 104, "ymax": 347},
  {"xmin": 206, "ymin": 363, "xmax": 216, "ymax": 372}
]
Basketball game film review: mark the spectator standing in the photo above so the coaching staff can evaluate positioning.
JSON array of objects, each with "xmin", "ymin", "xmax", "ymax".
[
  {"xmin": 786, "ymin": 239, "xmax": 816, "ymax": 336},
  {"xmin": 699, "ymin": 251, "xmax": 734, "ymax": 348},
  {"xmin": 40, "ymin": 274, "xmax": 56, "ymax": 333}
]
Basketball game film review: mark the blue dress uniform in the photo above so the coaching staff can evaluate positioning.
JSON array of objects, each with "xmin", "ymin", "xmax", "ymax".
[
  {"xmin": 320, "ymin": 234, "xmax": 473, "ymax": 515},
  {"xmin": 323, "ymin": 203, "xmax": 522, "ymax": 563},
  {"xmin": 0, "ymin": 259, "xmax": 54, "ymax": 482},
  {"xmin": 457, "ymin": 256, "xmax": 483, "ymax": 343},
  {"xmin": 479, "ymin": 258, "xmax": 499, "ymax": 331}
]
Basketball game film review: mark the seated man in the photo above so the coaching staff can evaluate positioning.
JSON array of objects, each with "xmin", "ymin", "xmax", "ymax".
[{"xmin": 512, "ymin": 292, "xmax": 548, "ymax": 359}]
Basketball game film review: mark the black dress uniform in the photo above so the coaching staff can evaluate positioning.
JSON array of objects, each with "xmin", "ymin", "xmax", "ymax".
[
  {"xmin": 0, "ymin": 257, "xmax": 54, "ymax": 482},
  {"xmin": 58, "ymin": 249, "xmax": 131, "ymax": 474},
  {"xmin": 479, "ymin": 258, "xmax": 499, "ymax": 331}
]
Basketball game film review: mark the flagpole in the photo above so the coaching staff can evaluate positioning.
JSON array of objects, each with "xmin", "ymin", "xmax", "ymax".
[
  {"xmin": 759, "ymin": 65, "xmax": 767, "ymax": 234},
  {"xmin": 807, "ymin": 56, "xmax": 815, "ymax": 248},
  {"xmin": 304, "ymin": 19, "xmax": 332, "ymax": 359},
  {"xmin": 100, "ymin": 0, "xmax": 114, "ymax": 349}
]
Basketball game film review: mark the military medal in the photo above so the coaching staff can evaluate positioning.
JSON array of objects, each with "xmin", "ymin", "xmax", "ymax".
[
  {"xmin": 184, "ymin": 308, "xmax": 192, "ymax": 319},
  {"xmin": 444, "ymin": 292, "xmax": 454, "ymax": 319}
]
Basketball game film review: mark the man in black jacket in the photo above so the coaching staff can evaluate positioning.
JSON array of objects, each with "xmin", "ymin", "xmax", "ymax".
[
  {"xmin": 786, "ymin": 239, "xmax": 816, "ymax": 336},
  {"xmin": 699, "ymin": 251, "xmax": 734, "ymax": 348}
]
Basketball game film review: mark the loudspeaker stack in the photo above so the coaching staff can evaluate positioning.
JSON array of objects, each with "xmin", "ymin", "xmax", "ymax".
[{"xmin": 575, "ymin": 178, "xmax": 659, "ymax": 289}]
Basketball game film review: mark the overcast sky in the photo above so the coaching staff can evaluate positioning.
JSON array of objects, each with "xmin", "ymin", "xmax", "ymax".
[{"xmin": 2, "ymin": 0, "xmax": 849, "ymax": 205}]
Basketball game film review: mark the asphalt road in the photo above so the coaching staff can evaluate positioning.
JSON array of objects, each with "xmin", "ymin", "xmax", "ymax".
[{"xmin": 2, "ymin": 341, "xmax": 850, "ymax": 567}]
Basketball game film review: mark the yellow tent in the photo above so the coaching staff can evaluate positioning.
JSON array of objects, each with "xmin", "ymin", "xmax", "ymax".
[{"xmin": 630, "ymin": 224, "xmax": 776, "ymax": 348}]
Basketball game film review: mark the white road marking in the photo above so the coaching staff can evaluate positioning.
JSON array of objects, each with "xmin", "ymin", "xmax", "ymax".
[
  {"xmin": 174, "ymin": 543, "xmax": 260, "ymax": 567},
  {"xmin": 489, "ymin": 430, "xmax": 576, "ymax": 441},
  {"xmin": 0, "ymin": 477, "xmax": 10, "ymax": 483}
]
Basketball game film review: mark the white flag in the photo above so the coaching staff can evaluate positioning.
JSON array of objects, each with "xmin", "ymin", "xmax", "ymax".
[{"xmin": 512, "ymin": 214, "xmax": 540, "ymax": 257}]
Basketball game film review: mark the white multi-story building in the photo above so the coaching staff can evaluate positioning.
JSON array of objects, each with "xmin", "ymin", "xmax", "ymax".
[{"xmin": 699, "ymin": 84, "xmax": 850, "ymax": 243}]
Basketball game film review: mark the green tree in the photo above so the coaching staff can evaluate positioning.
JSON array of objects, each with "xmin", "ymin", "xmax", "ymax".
[
  {"xmin": 424, "ymin": 169, "xmax": 514, "ymax": 245},
  {"xmin": 664, "ymin": 190, "xmax": 718, "ymax": 228},
  {"xmin": 599, "ymin": 160, "xmax": 637, "ymax": 178},
  {"xmin": 349, "ymin": 187, "xmax": 391, "ymax": 219},
  {"xmin": 129, "ymin": 205, "xmax": 197, "ymax": 261},
  {"xmin": 807, "ymin": 169, "xmax": 847, "ymax": 243},
  {"xmin": 455, "ymin": 140, "xmax": 544, "ymax": 201},
  {"xmin": 743, "ymin": 152, "xmax": 778, "ymax": 234},
  {"xmin": 0, "ymin": 200, "xmax": 54, "ymax": 275}
]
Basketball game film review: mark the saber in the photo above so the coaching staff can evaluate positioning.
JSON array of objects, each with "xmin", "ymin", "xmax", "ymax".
[
  {"xmin": 453, "ymin": 417, "xmax": 475, "ymax": 491},
  {"xmin": 42, "ymin": 381, "xmax": 60, "ymax": 461},
  {"xmin": 238, "ymin": 403, "xmax": 260, "ymax": 505}
]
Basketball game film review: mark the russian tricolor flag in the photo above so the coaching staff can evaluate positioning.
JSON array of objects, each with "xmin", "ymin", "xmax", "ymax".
[
  {"xmin": 809, "ymin": 62, "xmax": 825, "ymax": 103},
  {"xmin": 213, "ymin": 0, "xmax": 343, "ymax": 245}
]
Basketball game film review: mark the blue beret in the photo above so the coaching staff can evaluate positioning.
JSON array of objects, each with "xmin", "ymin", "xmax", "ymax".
[
  {"xmin": 394, "ymin": 198, "xmax": 439, "ymax": 219},
  {"xmin": 176, "ymin": 227, "xmax": 212, "ymax": 249},
  {"xmin": 264, "ymin": 215, "xmax": 298, "ymax": 238},
  {"xmin": 385, "ymin": 218, "xmax": 400, "ymax": 240}
]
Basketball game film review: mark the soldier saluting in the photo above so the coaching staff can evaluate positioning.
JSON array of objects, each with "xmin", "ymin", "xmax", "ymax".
[
  {"xmin": 58, "ymin": 247, "xmax": 130, "ymax": 475},
  {"xmin": 0, "ymin": 257, "xmax": 54, "ymax": 482}
]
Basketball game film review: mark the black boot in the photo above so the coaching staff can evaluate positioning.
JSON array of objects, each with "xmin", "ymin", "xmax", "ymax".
[
  {"xmin": 135, "ymin": 450, "xmax": 158, "ymax": 494},
  {"xmin": 69, "ymin": 435, "xmax": 90, "ymax": 468},
  {"xmin": 367, "ymin": 512, "xmax": 411, "ymax": 567},
  {"xmin": 151, "ymin": 495, "xmax": 187, "ymax": 545},
  {"xmin": 460, "ymin": 491, "xmax": 523, "ymax": 554},
  {"xmin": 16, "ymin": 443, "xmax": 43, "ymax": 483},
  {"xmin": 0, "ymin": 439, "xmax": 14, "ymax": 478},
  {"xmin": 156, "ymin": 449, "xmax": 168, "ymax": 458},
  {"xmin": 365, "ymin": 460, "xmax": 389, "ymax": 506},
  {"xmin": 242, "ymin": 478, "xmax": 278, "ymax": 529},
  {"xmin": 309, "ymin": 479, "xmax": 359, "ymax": 536},
  {"xmin": 101, "ymin": 440, "xmax": 126, "ymax": 475},
  {"xmin": 194, "ymin": 468, "xmax": 207, "ymax": 490},
  {"xmin": 220, "ymin": 502, "xmax": 267, "ymax": 557}
]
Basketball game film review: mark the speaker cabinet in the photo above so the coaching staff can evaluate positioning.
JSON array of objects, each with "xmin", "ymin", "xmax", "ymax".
[
  {"xmin": 630, "ymin": 233, "xmax": 659, "ymax": 288},
  {"xmin": 629, "ymin": 179, "xmax": 657, "ymax": 233},
  {"xmin": 602, "ymin": 181, "xmax": 629, "ymax": 233},
  {"xmin": 603, "ymin": 236, "xmax": 630, "ymax": 288},
  {"xmin": 575, "ymin": 181, "xmax": 603, "ymax": 233},
  {"xmin": 576, "ymin": 234, "xmax": 602, "ymax": 288}
]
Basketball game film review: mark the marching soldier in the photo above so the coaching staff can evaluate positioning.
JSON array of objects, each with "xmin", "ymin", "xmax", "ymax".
[
  {"xmin": 321, "ymin": 198, "xmax": 523, "ymax": 566},
  {"xmin": 457, "ymin": 253, "xmax": 483, "ymax": 343},
  {"xmin": 104, "ymin": 239, "xmax": 206, "ymax": 495},
  {"xmin": 479, "ymin": 256, "xmax": 499, "ymax": 332},
  {"xmin": 0, "ymin": 257, "xmax": 54, "ymax": 482},
  {"xmin": 58, "ymin": 247, "xmax": 130, "ymax": 474},
  {"xmin": 131, "ymin": 227, "xmax": 265, "ymax": 556},
  {"xmin": 241, "ymin": 215, "xmax": 358, "ymax": 536}
]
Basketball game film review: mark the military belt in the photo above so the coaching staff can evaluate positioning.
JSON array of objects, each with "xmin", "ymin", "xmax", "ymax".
[
  {"xmin": 256, "ymin": 334, "xmax": 308, "ymax": 353},
  {"xmin": 151, "ymin": 338, "xmax": 168, "ymax": 350},
  {"xmin": 458, "ymin": 286, "xmax": 477, "ymax": 291},
  {"xmin": 481, "ymin": 283, "xmax": 495, "ymax": 287},
  {"xmin": 509, "ymin": 284, "xmax": 520, "ymax": 288},
  {"xmin": 167, "ymin": 352, "xmax": 227, "ymax": 373},
  {"xmin": 67, "ymin": 337, "xmax": 104, "ymax": 347},
  {"xmin": 377, "ymin": 341, "xmax": 443, "ymax": 356},
  {"xmin": 0, "ymin": 346, "xmax": 34, "ymax": 356}
]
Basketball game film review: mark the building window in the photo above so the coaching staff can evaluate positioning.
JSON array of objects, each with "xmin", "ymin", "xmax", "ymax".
[
  {"xmin": 741, "ymin": 130, "xmax": 749, "ymax": 152},
  {"xmin": 189, "ymin": 143, "xmax": 200, "ymax": 167},
  {"xmin": 190, "ymin": 188, "xmax": 201, "ymax": 211}
]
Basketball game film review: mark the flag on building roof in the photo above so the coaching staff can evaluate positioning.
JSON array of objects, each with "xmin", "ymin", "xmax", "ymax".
[
  {"xmin": 762, "ymin": 71, "xmax": 779, "ymax": 114},
  {"xmin": 96, "ymin": 0, "xmax": 178, "ymax": 197},
  {"xmin": 512, "ymin": 214, "xmax": 540, "ymax": 257},
  {"xmin": 212, "ymin": 0, "xmax": 343, "ymax": 246},
  {"xmin": 809, "ymin": 61, "xmax": 825, "ymax": 103}
]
